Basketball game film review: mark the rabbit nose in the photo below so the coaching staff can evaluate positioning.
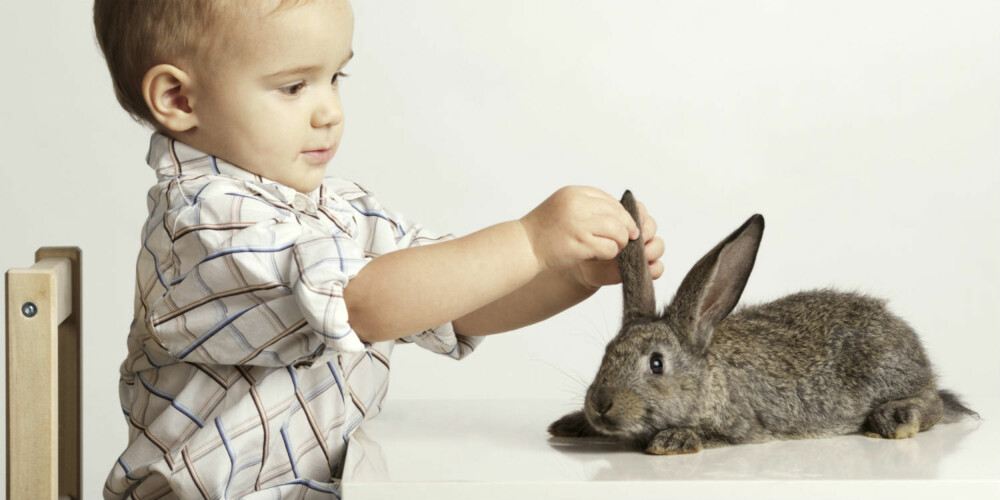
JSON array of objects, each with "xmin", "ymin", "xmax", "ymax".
[{"xmin": 597, "ymin": 399, "xmax": 613, "ymax": 417}]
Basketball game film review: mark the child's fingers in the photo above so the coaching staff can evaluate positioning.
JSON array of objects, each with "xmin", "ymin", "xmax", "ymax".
[
  {"xmin": 607, "ymin": 201, "xmax": 640, "ymax": 239},
  {"xmin": 584, "ymin": 233, "xmax": 624, "ymax": 261},
  {"xmin": 640, "ymin": 210, "xmax": 657, "ymax": 243},
  {"xmin": 645, "ymin": 236, "xmax": 665, "ymax": 262},
  {"xmin": 585, "ymin": 197, "xmax": 638, "ymax": 240},
  {"xmin": 589, "ymin": 214, "xmax": 632, "ymax": 252},
  {"xmin": 648, "ymin": 259, "xmax": 665, "ymax": 280},
  {"xmin": 634, "ymin": 200, "xmax": 659, "ymax": 241},
  {"xmin": 572, "ymin": 187, "xmax": 641, "ymax": 240}
]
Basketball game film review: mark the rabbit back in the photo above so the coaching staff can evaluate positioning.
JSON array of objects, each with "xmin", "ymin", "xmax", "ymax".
[{"xmin": 701, "ymin": 288, "xmax": 938, "ymax": 442}]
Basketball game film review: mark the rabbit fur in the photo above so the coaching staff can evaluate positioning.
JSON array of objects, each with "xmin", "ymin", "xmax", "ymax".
[{"xmin": 548, "ymin": 190, "xmax": 977, "ymax": 455}]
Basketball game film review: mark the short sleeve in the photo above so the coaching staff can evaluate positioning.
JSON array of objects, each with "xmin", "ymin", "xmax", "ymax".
[
  {"xmin": 345, "ymin": 189, "xmax": 484, "ymax": 360},
  {"xmin": 146, "ymin": 182, "xmax": 369, "ymax": 367}
]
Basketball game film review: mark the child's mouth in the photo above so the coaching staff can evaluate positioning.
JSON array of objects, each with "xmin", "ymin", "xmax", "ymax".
[{"xmin": 302, "ymin": 148, "xmax": 333, "ymax": 163}]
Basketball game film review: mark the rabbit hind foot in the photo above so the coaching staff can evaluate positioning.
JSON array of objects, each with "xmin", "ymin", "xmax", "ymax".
[{"xmin": 863, "ymin": 393, "xmax": 943, "ymax": 440}]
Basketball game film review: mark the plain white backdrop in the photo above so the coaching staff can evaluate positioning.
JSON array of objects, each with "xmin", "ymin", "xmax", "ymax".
[{"xmin": 1, "ymin": 0, "xmax": 997, "ymax": 496}]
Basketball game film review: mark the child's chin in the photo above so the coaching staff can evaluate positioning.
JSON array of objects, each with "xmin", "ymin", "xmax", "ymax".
[{"xmin": 291, "ymin": 171, "xmax": 326, "ymax": 192}]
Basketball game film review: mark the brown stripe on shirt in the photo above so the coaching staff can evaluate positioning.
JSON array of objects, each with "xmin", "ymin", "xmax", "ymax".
[{"xmin": 181, "ymin": 446, "xmax": 212, "ymax": 500}]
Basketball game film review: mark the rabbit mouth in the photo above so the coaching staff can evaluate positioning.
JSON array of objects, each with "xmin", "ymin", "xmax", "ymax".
[
  {"xmin": 588, "ymin": 412, "xmax": 648, "ymax": 438},
  {"xmin": 585, "ymin": 410, "xmax": 621, "ymax": 434}
]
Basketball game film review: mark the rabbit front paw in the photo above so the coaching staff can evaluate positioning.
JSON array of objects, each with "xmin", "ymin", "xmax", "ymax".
[
  {"xmin": 645, "ymin": 427, "xmax": 702, "ymax": 455},
  {"xmin": 548, "ymin": 410, "xmax": 604, "ymax": 437}
]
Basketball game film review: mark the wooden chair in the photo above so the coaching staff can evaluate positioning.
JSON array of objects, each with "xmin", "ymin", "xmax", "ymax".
[{"xmin": 5, "ymin": 247, "xmax": 82, "ymax": 500}]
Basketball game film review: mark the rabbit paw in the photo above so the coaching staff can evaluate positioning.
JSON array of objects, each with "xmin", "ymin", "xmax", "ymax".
[
  {"xmin": 645, "ymin": 428, "xmax": 702, "ymax": 455},
  {"xmin": 864, "ymin": 400, "xmax": 924, "ymax": 440},
  {"xmin": 548, "ymin": 410, "xmax": 604, "ymax": 437}
]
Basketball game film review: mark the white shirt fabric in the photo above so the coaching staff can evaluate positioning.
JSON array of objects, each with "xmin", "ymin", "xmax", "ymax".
[{"xmin": 103, "ymin": 133, "xmax": 482, "ymax": 499}]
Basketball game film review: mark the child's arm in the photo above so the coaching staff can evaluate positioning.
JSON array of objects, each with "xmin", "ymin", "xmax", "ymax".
[
  {"xmin": 451, "ymin": 265, "xmax": 597, "ymax": 336},
  {"xmin": 452, "ymin": 199, "xmax": 661, "ymax": 336},
  {"xmin": 344, "ymin": 186, "xmax": 659, "ymax": 342}
]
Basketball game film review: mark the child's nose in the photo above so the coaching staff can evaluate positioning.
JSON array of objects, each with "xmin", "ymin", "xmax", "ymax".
[{"xmin": 311, "ymin": 91, "xmax": 343, "ymax": 129}]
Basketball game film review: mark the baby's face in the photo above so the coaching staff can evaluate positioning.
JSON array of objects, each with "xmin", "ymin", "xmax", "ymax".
[{"xmin": 187, "ymin": 0, "xmax": 354, "ymax": 193}]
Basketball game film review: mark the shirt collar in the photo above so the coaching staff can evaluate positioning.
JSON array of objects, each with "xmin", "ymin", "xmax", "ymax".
[{"xmin": 145, "ymin": 132, "xmax": 322, "ymax": 203}]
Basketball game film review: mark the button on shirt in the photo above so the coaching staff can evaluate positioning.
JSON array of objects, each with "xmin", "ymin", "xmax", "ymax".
[{"xmin": 104, "ymin": 133, "xmax": 483, "ymax": 499}]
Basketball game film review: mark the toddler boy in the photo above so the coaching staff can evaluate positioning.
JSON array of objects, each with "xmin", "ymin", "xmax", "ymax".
[{"xmin": 94, "ymin": 0, "xmax": 664, "ymax": 498}]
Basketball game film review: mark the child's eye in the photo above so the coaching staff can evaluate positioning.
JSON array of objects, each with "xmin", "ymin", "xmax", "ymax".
[
  {"xmin": 281, "ymin": 82, "xmax": 306, "ymax": 96},
  {"xmin": 332, "ymin": 72, "xmax": 349, "ymax": 86}
]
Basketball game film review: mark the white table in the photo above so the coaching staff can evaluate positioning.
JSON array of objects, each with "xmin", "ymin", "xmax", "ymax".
[{"xmin": 341, "ymin": 396, "xmax": 1000, "ymax": 499}]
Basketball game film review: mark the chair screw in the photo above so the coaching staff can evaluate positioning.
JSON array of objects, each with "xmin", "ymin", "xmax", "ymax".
[{"xmin": 21, "ymin": 302, "xmax": 37, "ymax": 318}]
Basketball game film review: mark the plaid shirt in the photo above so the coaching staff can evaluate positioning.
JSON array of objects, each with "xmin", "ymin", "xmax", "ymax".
[{"xmin": 104, "ymin": 133, "xmax": 482, "ymax": 499}]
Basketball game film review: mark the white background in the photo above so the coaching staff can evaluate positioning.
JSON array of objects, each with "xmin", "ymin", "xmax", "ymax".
[{"xmin": 1, "ymin": 0, "xmax": 997, "ymax": 497}]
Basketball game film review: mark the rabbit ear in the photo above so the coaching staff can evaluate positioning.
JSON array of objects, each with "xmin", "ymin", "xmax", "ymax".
[
  {"xmin": 619, "ymin": 190, "xmax": 657, "ymax": 323},
  {"xmin": 670, "ymin": 214, "xmax": 764, "ymax": 354}
]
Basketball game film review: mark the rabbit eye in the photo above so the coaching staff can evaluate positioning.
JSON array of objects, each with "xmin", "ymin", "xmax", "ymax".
[{"xmin": 649, "ymin": 353, "xmax": 665, "ymax": 375}]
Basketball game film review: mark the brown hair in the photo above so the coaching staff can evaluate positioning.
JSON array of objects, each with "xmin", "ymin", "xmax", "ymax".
[{"xmin": 93, "ymin": 0, "xmax": 310, "ymax": 129}]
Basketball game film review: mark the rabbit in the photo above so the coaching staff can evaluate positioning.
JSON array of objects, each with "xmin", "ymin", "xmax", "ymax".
[{"xmin": 548, "ymin": 190, "xmax": 978, "ymax": 455}]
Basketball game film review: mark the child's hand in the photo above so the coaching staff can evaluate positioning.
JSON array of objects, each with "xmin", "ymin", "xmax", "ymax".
[
  {"xmin": 574, "ymin": 198, "xmax": 664, "ymax": 289},
  {"xmin": 519, "ymin": 186, "xmax": 637, "ymax": 271},
  {"xmin": 519, "ymin": 186, "xmax": 659, "ymax": 286}
]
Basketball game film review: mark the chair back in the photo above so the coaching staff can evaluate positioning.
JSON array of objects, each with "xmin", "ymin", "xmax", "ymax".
[{"xmin": 5, "ymin": 247, "xmax": 81, "ymax": 500}]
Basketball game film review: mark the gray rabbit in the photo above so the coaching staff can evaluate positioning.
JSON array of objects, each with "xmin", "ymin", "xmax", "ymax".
[{"xmin": 548, "ymin": 190, "xmax": 978, "ymax": 455}]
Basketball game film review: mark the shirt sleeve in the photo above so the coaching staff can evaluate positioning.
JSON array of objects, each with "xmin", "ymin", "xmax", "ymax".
[
  {"xmin": 348, "ymin": 191, "xmax": 484, "ymax": 360},
  {"xmin": 146, "ymin": 182, "xmax": 369, "ymax": 367}
]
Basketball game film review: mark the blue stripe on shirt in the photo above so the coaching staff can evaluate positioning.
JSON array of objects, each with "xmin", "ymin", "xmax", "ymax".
[
  {"xmin": 168, "ymin": 243, "xmax": 295, "ymax": 287},
  {"xmin": 215, "ymin": 417, "xmax": 236, "ymax": 499},
  {"xmin": 136, "ymin": 372, "xmax": 205, "ymax": 428},
  {"xmin": 175, "ymin": 304, "xmax": 260, "ymax": 360}
]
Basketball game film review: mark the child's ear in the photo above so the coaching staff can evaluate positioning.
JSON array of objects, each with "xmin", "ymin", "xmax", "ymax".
[{"xmin": 142, "ymin": 64, "xmax": 198, "ymax": 133}]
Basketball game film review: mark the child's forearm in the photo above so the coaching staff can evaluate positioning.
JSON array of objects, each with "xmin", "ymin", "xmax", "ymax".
[
  {"xmin": 450, "ymin": 265, "xmax": 597, "ymax": 336},
  {"xmin": 344, "ymin": 220, "xmax": 545, "ymax": 343}
]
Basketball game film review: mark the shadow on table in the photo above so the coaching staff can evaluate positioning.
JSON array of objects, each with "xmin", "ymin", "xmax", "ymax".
[{"xmin": 545, "ymin": 419, "xmax": 981, "ymax": 480}]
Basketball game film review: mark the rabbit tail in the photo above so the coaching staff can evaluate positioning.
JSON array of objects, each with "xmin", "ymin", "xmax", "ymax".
[{"xmin": 938, "ymin": 390, "xmax": 979, "ymax": 423}]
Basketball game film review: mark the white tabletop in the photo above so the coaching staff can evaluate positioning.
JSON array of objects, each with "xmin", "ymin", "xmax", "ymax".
[{"xmin": 341, "ymin": 396, "xmax": 999, "ymax": 499}]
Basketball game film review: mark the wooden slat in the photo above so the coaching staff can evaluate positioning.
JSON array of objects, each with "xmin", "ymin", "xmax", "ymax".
[
  {"xmin": 5, "ymin": 247, "xmax": 81, "ymax": 500},
  {"xmin": 6, "ymin": 262, "xmax": 61, "ymax": 499},
  {"xmin": 24, "ymin": 258, "xmax": 72, "ymax": 325},
  {"xmin": 37, "ymin": 247, "xmax": 82, "ymax": 500}
]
